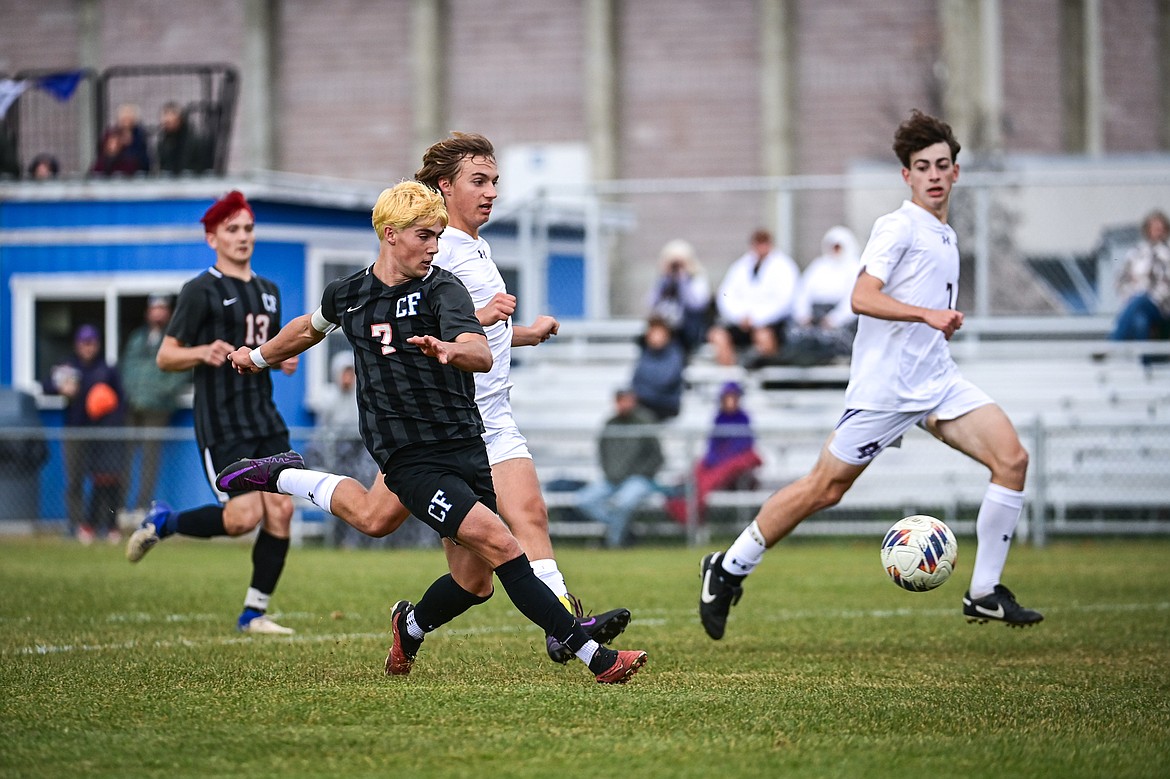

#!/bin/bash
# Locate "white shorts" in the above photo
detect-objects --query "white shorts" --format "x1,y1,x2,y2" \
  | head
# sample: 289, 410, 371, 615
478, 390, 531, 466
828, 377, 994, 466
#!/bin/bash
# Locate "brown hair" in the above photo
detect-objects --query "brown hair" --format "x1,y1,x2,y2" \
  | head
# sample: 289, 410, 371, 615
415, 132, 496, 191
892, 110, 961, 168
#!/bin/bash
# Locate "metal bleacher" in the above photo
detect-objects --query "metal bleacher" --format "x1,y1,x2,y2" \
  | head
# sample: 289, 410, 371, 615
511, 317, 1170, 546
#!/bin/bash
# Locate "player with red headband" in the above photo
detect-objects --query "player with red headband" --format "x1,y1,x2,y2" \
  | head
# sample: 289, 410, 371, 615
126, 190, 302, 635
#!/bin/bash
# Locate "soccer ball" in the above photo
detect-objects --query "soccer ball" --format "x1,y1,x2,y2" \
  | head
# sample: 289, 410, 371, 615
880, 514, 958, 592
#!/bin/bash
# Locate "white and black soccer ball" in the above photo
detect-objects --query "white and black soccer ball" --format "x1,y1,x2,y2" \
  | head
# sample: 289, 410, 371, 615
880, 514, 958, 592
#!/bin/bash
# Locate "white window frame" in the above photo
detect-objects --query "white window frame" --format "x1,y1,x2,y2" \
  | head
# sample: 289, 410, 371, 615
9, 271, 193, 404
303, 246, 372, 411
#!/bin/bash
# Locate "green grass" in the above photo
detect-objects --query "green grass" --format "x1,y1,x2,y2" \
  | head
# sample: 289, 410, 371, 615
2, 536, 1169, 778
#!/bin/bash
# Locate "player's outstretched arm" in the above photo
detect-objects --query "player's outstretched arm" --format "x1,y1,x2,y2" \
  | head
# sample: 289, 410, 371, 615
157, 335, 237, 372
512, 315, 559, 346
228, 312, 327, 374
407, 332, 492, 372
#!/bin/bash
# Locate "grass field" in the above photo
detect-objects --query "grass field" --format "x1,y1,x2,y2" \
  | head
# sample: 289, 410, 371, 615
2, 534, 1169, 778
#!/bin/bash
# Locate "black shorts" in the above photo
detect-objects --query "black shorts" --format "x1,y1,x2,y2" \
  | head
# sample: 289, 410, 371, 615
202, 432, 293, 501
724, 320, 787, 348
383, 437, 498, 539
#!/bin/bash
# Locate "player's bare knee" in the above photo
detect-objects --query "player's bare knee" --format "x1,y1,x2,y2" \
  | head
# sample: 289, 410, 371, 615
995, 445, 1029, 488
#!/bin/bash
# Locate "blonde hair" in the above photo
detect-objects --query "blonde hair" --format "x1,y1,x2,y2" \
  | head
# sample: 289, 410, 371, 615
372, 181, 448, 237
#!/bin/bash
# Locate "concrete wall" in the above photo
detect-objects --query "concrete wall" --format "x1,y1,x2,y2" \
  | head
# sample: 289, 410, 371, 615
2, 0, 1166, 315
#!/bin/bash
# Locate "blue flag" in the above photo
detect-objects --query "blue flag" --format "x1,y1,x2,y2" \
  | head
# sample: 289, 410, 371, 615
35, 71, 85, 102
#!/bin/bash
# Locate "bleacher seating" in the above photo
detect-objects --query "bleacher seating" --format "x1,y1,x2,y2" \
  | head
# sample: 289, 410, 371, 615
510, 317, 1170, 543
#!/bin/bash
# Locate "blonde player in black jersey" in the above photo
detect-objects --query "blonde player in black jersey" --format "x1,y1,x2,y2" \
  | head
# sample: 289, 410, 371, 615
125, 191, 299, 635
219, 181, 647, 684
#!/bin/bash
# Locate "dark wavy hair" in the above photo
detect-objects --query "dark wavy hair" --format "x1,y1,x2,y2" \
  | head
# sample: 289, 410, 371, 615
892, 110, 960, 168
415, 132, 495, 192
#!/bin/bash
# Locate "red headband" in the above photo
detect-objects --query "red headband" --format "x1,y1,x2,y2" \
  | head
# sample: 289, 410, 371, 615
200, 190, 254, 232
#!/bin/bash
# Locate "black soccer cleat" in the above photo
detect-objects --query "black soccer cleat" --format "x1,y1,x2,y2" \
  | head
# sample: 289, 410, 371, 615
699, 551, 743, 640
215, 450, 305, 493
963, 584, 1044, 627
546, 592, 633, 664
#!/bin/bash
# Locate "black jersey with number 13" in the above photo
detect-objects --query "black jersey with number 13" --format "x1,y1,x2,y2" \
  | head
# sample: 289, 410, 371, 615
167, 266, 288, 449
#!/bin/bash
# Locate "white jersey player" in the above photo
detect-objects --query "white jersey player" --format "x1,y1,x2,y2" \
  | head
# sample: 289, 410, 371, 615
699, 110, 1042, 639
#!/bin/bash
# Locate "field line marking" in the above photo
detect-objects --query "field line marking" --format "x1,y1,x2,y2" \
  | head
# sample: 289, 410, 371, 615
7, 601, 1168, 657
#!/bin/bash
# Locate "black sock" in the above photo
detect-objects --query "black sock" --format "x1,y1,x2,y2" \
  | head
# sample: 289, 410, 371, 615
719, 561, 746, 586
587, 646, 619, 675
175, 505, 227, 538
413, 574, 492, 633
495, 554, 586, 652
250, 529, 289, 595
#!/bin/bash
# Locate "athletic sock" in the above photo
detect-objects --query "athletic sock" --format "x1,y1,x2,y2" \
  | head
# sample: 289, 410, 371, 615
586, 645, 619, 675
968, 483, 1026, 599
495, 554, 583, 651
174, 504, 227, 538
722, 520, 768, 581
277, 469, 348, 513
243, 588, 269, 614
411, 573, 492, 634
404, 608, 426, 642
250, 529, 289, 596
529, 557, 569, 600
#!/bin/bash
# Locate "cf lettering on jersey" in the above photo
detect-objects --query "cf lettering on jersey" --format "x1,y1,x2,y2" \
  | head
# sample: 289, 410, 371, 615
396, 292, 421, 318
428, 489, 454, 523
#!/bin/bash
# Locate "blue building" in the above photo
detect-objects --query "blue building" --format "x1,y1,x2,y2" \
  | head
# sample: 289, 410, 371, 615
0, 177, 592, 521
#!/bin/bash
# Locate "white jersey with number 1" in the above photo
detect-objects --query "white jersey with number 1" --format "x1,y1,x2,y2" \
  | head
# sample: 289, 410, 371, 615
845, 200, 962, 412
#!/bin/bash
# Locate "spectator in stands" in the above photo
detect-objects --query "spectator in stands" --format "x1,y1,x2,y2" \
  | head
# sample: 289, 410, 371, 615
666, 381, 762, 525
115, 103, 151, 171
709, 228, 800, 368
630, 315, 686, 421
44, 324, 127, 544
27, 152, 60, 180
120, 294, 189, 518
1111, 209, 1170, 342
156, 101, 210, 175
782, 225, 861, 365
575, 388, 665, 547
646, 238, 713, 355
90, 127, 142, 176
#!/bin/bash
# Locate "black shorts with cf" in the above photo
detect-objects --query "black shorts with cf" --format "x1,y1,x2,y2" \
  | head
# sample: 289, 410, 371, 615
381, 437, 499, 539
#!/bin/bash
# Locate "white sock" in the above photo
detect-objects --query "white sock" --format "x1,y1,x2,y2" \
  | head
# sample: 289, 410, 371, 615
968, 483, 1025, 599
405, 609, 426, 641
529, 558, 569, 600
244, 587, 269, 613
574, 639, 600, 665
277, 469, 347, 513
723, 520, 768, 577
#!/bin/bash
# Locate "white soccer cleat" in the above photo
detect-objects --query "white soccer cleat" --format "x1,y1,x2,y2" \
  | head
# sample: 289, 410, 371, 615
239, 614, 295, 635
125, 523, 160, 563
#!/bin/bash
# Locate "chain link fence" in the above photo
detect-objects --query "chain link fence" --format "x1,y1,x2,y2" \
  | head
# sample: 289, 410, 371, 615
3, 419, 1165, 547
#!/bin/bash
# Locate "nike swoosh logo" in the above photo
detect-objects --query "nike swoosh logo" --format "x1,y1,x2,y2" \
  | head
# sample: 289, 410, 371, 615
579, 617, 597, 628
347, 304, 364, 312
700, 568, 718, 604
975, 603, 1005, 619
223, 298, 238, 306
